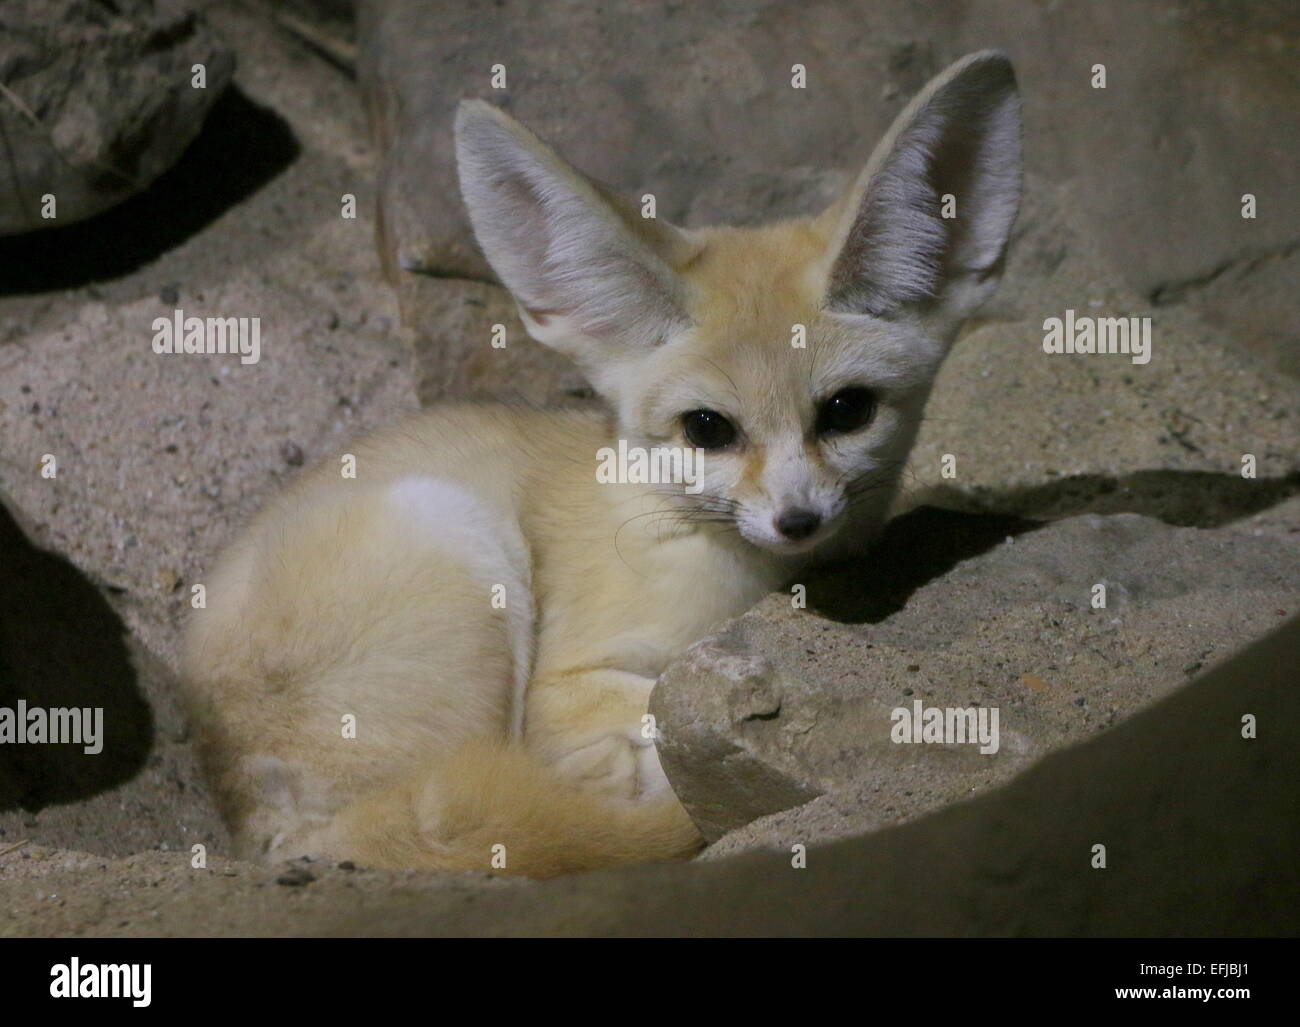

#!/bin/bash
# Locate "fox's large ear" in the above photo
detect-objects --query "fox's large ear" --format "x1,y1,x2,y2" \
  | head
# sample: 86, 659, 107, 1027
820, 51, 1021, 334
455, 100, 699, 365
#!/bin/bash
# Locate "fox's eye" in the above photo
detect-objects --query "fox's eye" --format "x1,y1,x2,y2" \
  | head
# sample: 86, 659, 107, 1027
816, 387, 876, 435
682, 409, 737, 450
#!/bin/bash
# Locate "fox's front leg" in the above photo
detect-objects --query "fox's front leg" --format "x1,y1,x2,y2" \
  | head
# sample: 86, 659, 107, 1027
525, 669, 672, 801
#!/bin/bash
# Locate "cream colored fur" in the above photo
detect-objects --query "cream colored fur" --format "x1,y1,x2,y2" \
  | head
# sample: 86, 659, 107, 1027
181, 52, 1022, 877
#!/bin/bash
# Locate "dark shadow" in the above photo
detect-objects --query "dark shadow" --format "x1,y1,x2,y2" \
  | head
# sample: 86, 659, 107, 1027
927, 468, 1300, 529
0, 86, 299, 294
807, 507, 1042, 624
807, 469, 1300, 625
0, 501, 153, 810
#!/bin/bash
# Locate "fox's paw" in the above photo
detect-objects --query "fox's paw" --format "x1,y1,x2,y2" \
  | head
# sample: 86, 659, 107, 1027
552, 727, 673, 802
632, 737, 673, 801
553, 733, 640, 799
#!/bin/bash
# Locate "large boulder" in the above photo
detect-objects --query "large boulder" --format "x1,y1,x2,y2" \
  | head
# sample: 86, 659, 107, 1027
651, 503, 1300, 850
0, 0, 235, 234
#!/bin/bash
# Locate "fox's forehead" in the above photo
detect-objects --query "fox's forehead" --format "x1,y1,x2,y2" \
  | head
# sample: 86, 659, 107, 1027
680, 220, 830, 333
635, 219, 936, 430
633, 224, 824, 431
665, 221, 835, 411
657, 221, 901, 406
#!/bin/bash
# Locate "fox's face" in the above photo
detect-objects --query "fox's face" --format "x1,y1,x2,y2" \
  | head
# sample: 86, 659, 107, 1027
624, 222, 948, 553
456, 53, 1022, 556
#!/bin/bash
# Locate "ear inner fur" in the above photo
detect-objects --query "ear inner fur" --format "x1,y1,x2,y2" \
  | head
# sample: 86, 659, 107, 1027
454, 100, 697, 355
824, 51, 1022, 321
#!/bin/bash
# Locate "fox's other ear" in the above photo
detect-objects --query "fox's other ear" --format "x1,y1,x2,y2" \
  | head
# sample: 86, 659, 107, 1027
821, 51, 1021, 333
455, 100, 699, 365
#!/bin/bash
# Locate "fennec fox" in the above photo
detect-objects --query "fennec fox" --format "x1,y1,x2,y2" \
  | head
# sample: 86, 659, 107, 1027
182, 52, 1021, 877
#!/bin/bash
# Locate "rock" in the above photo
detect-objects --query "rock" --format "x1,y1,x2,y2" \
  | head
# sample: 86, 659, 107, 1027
0, 0, 236, 234
280, 441, 305, 467
357, 0, 948, 282
1156, 245, 1300, 379
396, 276, 591, 408
275, 865, 316, 887
891, 170, 1300, 510
651, 507, 1300, 849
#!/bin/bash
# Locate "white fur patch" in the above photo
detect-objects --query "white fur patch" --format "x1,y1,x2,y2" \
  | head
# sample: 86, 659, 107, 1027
386, 476, 535, 740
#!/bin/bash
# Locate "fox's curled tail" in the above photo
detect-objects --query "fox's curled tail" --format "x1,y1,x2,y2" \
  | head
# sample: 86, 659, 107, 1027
264, 740, 704, 879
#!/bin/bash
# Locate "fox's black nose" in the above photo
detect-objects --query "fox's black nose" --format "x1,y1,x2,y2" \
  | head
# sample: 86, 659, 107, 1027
775, 509, 821, 541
